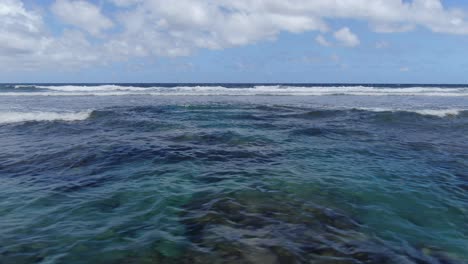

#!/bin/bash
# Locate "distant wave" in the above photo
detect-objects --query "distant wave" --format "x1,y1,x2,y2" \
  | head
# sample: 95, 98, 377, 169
27, 85, 148, 92
5, 85, 468, 96
356, 108, 464, 117
410, 109, 463, 117
0, 111, 92, 124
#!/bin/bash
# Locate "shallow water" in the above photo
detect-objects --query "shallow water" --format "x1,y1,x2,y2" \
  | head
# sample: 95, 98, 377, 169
0, 84, 467, 263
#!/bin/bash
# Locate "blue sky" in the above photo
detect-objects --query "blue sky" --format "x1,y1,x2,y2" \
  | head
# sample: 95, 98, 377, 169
1, 0, 468, 83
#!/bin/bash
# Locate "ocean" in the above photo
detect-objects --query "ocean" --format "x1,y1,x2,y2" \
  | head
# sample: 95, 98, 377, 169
0, 84, 467, 263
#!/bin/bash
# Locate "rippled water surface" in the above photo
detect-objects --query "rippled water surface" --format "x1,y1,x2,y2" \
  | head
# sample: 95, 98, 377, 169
0, 84, 467, 263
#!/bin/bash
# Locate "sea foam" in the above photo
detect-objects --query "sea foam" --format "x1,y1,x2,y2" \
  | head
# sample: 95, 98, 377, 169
7, 85, 468, 97
358, 108, 464, 117
0, 111, 92, 124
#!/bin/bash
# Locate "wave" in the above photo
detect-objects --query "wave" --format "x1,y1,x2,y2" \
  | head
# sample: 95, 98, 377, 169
0, 107, 462, 125
356, 108, 464, 117
0, 111, 92, 124
411, 109, 463, 117
33, 85, 148, 92
6, 85, 468, 96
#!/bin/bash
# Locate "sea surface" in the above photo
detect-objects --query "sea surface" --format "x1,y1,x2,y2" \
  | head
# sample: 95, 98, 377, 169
0, 84, 467, 264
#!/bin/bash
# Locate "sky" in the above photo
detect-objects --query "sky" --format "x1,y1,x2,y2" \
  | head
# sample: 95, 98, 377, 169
1, 0, 468, 83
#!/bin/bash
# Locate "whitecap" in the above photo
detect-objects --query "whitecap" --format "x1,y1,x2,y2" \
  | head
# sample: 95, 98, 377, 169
356, 107, 463, 117
4, 85, 468, 97
412, 109, 462, 117
34, 85, 149, 92
0, 111, 92, 124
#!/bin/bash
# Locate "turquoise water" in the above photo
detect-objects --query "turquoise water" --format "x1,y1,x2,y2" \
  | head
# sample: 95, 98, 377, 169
0, 84, 467, 263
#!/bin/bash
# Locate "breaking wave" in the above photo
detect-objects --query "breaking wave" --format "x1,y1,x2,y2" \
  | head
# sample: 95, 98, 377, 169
0, 111, 92, 124
25, 85, 148, 92
5, 85, 468, 96
357, 108, 464, 117
0, 107, 463, 125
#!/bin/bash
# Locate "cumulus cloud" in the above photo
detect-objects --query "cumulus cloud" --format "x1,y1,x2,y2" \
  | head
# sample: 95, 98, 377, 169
0, 0, 46, 55
51, 0, 113, 36
2, 0, 468, 70
334, 27, 360, 47
0, 0, 106, 70
107, 0, 328, 58
315, 35, 331, 47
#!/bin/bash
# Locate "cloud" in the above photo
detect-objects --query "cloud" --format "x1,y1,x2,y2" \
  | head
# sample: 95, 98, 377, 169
400, 66, 410, 72
107, 0, 329, 58
103, 0, 468, 58
0, 0, 105, 70
0, 0, 46, 55
51, 0, 113, 36
3, 0, 468, 70
315, 35, 331, 47
334, 27, 360, 47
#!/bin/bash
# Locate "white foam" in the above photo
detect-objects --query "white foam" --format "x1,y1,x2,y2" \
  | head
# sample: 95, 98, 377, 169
34, 85, 148, 92
412, 109, 462, 117
14, 85, 34, 89
357, 107, 463, 117
0, 91, 138, 97
5, 85, 468, 97
0, 111, 92, 124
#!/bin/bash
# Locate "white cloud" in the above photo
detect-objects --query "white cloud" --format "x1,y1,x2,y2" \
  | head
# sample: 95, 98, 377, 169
334, 27, 360, 47
110, 0, 328, 56
315, 35, 331, 47
400, 67, 410, 72
0, 0, 46, 55
3, 0, 468, 70
0, 0, 105, 70
51, 0, 113, 36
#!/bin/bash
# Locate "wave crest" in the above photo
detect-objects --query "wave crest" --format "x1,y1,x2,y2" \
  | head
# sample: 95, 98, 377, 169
357, 108, 464, 117
7, 85, 468, 97
0, 111, 92, 124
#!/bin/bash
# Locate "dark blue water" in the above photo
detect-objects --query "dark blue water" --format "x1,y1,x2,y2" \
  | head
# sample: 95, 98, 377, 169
0, 84, 467, 263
